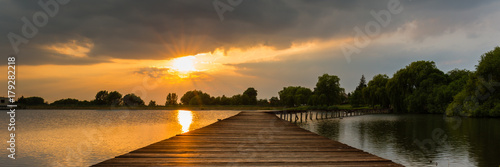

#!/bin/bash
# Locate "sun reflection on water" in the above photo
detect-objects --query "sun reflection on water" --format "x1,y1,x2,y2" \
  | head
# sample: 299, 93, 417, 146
177, 110, 193, 133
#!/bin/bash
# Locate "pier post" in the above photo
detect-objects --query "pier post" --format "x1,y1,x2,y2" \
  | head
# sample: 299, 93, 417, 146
295, 112, 299, 122
300, 112, 303, 122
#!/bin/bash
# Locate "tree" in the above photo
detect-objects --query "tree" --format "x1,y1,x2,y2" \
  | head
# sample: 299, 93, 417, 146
314, 74, 345, 105
166, 93, 178, 105
357, 75, 367, 90
106, 91, 122, 105
278, 86, 312, 107
447, 47, 500, 117
220, 95, 231, 105
257, 99, 269, 106
269, 97, 280, 106
17, 96, 46, 106
243, 87, 258, 105
122, 94, 145, 106
363, 74, 390, 108
350, 75, 368, 107
148, 100, 157, 106
350, 90, 363, 107
308, 94, 318, 106
93, 90, 108, 105
230, 94, 242, 105
425, 69, 471, 114
51, 98, 80, 106
181, 90, 211, 105
387, 61, 447, 113
241, 94, 251, 105
318, 94, 328, 106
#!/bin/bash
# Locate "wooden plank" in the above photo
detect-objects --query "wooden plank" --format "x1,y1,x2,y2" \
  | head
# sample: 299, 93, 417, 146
94, 162, 402, 167
92, 111, 403, 166
97, 157, 391, 163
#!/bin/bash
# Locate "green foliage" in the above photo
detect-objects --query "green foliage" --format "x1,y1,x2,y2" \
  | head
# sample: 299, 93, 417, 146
122, 94, 145, 106
220, 95, 231, 105
206, 87, 261, 106
476, 47, 500, 81
17, 96, 46, 106
386, 61, 447, 113
257, 99, 269, 106
148, 100, 157, 106
181, 90, 211, 105
269, 97, 280, 106
106, 91, 122, 105
350, 75, 367, 107
285, 105, 339, 111
447, 47, 500, 117
349, 90, 363, 107
279, 86, 312, 107
314, 74, 345, 105
490, 103, 500, 117
308, 94, 317, 106
327, 105, 339, 110
241, 94, 251, 105
229, 94, 242, 105
166, 93, 178, 105
427, 69, 472, 114
243, 87, 258, 105
94, 90, 108, 105
51, 98, 79, 106
363, 74, 390, 108
90, 90, 124, 106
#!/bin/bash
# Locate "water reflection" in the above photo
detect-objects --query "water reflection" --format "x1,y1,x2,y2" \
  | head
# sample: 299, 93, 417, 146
177, 110, 193, 133
0, 110, 239, 167
298, 114, 500, 167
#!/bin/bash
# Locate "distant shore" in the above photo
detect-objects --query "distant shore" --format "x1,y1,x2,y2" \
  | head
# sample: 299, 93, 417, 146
15, 104, 376, 111
16, 105, 285, 110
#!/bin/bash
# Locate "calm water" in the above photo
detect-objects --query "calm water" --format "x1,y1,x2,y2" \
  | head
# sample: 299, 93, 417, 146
0, 110, 239, 167
3, 110, 499, 167
296, 113, 500, 167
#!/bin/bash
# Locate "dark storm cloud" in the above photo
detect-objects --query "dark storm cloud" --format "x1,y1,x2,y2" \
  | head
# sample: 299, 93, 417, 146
1, 0, 497, 65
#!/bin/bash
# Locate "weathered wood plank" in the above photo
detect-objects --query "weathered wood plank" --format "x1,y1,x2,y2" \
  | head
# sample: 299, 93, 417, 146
92, 111, 403, 166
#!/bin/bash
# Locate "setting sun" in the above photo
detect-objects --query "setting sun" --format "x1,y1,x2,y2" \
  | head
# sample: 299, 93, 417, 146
171, 56, 197, 73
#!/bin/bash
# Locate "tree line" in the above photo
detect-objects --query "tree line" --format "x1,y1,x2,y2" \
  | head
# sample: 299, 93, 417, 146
347, 47, 500, 117
16, 88, 266, 107
15, 47, 500, 117
16, 73, 346, 108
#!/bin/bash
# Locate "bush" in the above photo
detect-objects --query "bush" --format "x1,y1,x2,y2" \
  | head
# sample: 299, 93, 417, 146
490, 103, 500, 117
327, 105, 339, 111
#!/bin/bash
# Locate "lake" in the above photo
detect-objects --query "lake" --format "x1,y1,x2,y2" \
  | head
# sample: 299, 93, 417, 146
0, 110, 239, 167
2, 110, 499, 167
296, 113, 500, 167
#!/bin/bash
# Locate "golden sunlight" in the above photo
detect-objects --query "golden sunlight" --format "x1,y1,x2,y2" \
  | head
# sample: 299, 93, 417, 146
171, 56, 197, 73
43, 39, 94, 58
177, 110, 193, 133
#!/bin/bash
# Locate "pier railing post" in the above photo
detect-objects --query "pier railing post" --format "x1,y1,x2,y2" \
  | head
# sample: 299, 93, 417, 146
300, 112, 303, 122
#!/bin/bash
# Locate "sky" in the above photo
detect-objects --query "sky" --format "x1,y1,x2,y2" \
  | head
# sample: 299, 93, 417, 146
1, 0, 500, 104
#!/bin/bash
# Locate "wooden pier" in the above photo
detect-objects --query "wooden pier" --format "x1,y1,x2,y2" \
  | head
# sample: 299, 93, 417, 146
277, 109, 390, 123
93, 111, 402, 166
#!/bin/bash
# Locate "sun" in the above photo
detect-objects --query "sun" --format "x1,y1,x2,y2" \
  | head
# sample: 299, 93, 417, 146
171, 56, 197, 73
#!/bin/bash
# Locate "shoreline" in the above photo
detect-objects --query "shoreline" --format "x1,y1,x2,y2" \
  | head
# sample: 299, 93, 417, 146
13, 105, 285, 110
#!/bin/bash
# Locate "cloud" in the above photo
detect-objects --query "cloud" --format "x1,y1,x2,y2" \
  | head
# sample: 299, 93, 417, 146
134, 67, 171, 78
134, 66, 214, 83
1, 0, 499, 65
